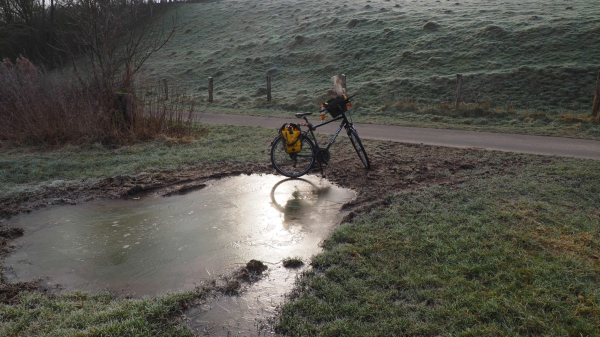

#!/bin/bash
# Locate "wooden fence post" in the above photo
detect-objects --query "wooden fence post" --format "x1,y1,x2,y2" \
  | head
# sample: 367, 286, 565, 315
162, 78, 168, 101
208, 77, 213, 103
455, 74, 463, 109
341, 74, 347, 94
592, 71, 600, 117
266, 75, 272, 102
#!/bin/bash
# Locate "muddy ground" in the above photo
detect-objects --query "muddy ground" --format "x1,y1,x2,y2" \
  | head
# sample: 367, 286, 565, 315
0, 140, 545, 303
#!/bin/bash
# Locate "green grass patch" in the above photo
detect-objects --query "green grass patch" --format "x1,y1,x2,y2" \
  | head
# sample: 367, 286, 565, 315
0, 123, 276, 199
276, 159, 600, 336
0, 291, 200, 337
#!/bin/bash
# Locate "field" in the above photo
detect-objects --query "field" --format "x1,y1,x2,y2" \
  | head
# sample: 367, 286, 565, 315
141, 0, 600, 137
1, 0, 600, 335
1, 124, 600, 335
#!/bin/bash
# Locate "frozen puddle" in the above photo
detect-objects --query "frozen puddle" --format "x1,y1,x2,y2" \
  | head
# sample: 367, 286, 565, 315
5, 175, 355, 294
4, 174, 354, 333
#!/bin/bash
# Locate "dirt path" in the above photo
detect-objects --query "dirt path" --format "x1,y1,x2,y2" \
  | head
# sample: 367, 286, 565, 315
194, 112, 600, 160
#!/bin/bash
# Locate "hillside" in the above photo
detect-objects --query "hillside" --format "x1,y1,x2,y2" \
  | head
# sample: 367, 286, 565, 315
143, 0, 600, 116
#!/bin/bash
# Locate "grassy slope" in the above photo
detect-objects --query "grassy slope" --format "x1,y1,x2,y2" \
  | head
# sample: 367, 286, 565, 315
142, 0, 600, 137
276, 159, 600, 336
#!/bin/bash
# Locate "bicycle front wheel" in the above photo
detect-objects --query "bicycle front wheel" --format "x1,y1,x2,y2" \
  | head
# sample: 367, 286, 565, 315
271, 135, 316, 178
347, 128, 370, 169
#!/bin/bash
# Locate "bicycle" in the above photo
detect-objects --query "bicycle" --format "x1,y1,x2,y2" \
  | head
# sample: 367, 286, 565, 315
270, 94, 370, 178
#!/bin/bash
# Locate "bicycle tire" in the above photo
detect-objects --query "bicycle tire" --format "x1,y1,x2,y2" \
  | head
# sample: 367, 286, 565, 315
271, 135, 316, 178
347, 128, 370, 169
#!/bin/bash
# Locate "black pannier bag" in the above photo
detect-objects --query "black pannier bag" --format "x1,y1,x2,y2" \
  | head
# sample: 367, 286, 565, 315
322, 94, 349, 118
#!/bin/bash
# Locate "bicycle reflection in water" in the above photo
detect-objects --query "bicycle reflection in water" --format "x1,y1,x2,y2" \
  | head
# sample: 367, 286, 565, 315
269, 178, 332, 225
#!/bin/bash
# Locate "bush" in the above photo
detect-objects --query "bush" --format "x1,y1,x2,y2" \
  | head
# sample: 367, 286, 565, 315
0, 57, 110, 145
0, 57, 198, 146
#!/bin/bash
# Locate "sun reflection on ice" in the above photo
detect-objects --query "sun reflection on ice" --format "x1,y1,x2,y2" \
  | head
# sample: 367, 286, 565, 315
4, 174, 355, 296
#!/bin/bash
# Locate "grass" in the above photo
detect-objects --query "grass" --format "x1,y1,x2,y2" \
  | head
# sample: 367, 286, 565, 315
0, 290, 201, 337
276, 158, 600, 336
0, 123, 275, 199
194, 101, 600, 140
354, 105, 600, 140
137, 0, 600, 138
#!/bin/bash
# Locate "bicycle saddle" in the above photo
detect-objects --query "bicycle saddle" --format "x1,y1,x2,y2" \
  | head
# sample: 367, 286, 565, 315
295, 112, 312, 118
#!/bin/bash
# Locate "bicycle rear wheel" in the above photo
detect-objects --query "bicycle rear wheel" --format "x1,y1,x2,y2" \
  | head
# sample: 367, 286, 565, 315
347, 128, 370, 169
271, 135, 316, 177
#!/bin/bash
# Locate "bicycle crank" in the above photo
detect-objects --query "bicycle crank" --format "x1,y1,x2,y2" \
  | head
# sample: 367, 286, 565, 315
315, 148, 331, 166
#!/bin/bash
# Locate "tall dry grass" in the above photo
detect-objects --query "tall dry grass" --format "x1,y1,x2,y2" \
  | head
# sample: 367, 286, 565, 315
135, 78, 199, 142
0, 57, 197, 146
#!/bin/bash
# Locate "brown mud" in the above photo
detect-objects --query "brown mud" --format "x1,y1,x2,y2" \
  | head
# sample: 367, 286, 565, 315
0, 140, 547, 303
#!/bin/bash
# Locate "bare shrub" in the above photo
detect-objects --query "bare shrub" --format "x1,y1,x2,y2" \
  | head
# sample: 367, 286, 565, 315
0, 56, 111, 145
0, 56, 198, 146
136, 77, 201, 141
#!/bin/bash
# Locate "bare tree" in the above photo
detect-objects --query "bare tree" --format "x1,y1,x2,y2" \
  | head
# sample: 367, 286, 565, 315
60, 0, 177, 95
0, 0, 47, 60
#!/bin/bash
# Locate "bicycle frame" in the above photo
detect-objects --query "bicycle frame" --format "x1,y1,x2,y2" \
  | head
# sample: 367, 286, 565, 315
300, 113, 354, 151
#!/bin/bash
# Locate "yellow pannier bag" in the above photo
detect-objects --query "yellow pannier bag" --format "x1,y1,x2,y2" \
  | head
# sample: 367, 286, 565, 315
281, 124, 302, 154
